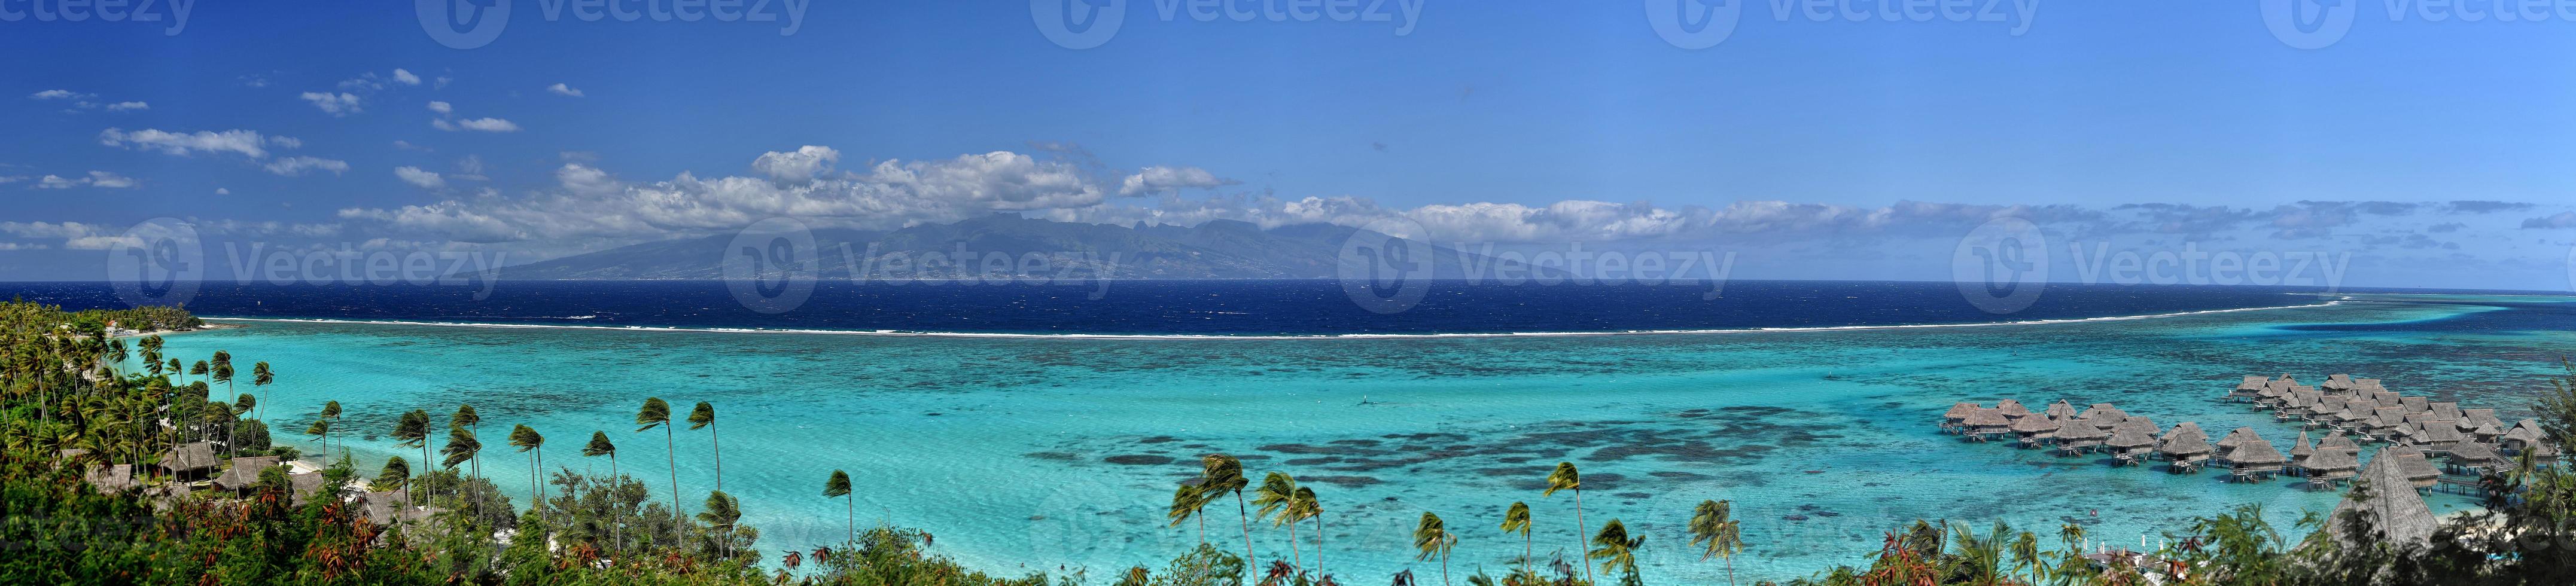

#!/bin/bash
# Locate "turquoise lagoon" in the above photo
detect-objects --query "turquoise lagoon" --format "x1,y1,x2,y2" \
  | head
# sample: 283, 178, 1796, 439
156, 294, 2576, 582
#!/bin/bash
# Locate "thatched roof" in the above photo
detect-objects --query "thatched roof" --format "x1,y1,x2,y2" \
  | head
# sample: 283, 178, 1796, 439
1944, 402, 1981, 420
1963, 408, 2011, 428
2057, 417, 2109, 441
2011, 416, 2062, 434
1995, 399, 2034, 419
2332, 448, 2440, 548
2289, 432, 2315, 458
2164, 421, 2203, 439
2217, 428, 2261, 453
2391, 451, 2441, 481
2302, 443, 2361, 474
2106, 426, 2156, 450
212, 457, 282, 492
2429, 402, 2462, 420
2413, 423, 2464, 444
2045, 400, 2078, 419
2449, 442, 2504, 466
2230, 438, 2289, 466
2464, 409, 2505, 429
360, 491, 434, 526
2160, 433, 2215, 457
157, 442, 218, 474
2237, 376, 2269, 390
85, 464, 138, 493
2320, 430, 2358, 454
2400, 396, 2429, 412
2079, 404, 2125, 420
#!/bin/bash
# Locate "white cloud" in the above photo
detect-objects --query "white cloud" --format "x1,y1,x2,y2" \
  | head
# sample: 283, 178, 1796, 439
263, 156, 351, 176
268, 136, 303, 149
0, 242, 48, 251
547, 83, 584, 97
104, 101, 149, 111
392, 69, 422, 86
394, 166, 446, 189
1119, 166, 1237, 196
751, 145, 839, 184
34, 175, 79, 189
0, 221, 134, 249
0, 175, 22, 184
29, 172, 141, 190
427, 101, 453, 115
299, 91, 363, 116
433, 117, 520, 132
29, 90, 91, 100
215, 188, 232, 195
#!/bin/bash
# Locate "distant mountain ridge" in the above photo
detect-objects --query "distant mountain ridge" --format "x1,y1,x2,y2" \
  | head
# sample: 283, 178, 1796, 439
496, 215, 1555, 280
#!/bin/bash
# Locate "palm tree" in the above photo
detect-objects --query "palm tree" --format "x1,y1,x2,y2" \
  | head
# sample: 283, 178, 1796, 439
1199, 454, 1253, 571
508, 425, 544, 515
377, 456, 412, 496
188, 360, 206, 387
1587, 520, 1642, 585
251, 362, 273, 420
304, 418, 330, 460
228, 393, 254, 456
636, 396, 680, 535
1414, 512, 1456, 586
452, 405, 483, 504
391, 410, 432, 507
687, 401, 721, 492
318, 400, 341, 455
1545, 462, 1591, 584
441, 421, 483, 521
1689, 500, 1744, 586
1252, 472, 1304, 568
2009, 529, 2046, 585
583, 431, 619, 549
210, 350, 235, 416
699, 490, 742, 558
1167, 481, 1209, 544
1501, 502, 1533, 573
824, 469, 854, 544
1292, 486, 1323, 576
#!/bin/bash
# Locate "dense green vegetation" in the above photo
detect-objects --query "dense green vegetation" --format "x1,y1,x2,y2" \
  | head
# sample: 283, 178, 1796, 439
5, 298, 2574, 585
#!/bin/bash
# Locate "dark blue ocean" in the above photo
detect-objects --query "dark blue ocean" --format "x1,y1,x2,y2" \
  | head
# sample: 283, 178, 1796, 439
0, 279, 2467, 335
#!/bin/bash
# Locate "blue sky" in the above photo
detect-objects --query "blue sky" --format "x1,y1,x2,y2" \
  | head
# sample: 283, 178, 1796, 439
2, 1, 2574, 289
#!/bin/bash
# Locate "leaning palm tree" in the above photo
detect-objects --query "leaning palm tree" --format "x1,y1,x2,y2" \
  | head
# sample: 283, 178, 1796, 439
1414, 512, 1457, 586
688, 401, 721, 492
441, 422, 483, 521
1200, 454, 1254, 571
508, 425, 544, 514
698, 490, 743, 558
635, 397, 680, 534
251, 362, 273, 420
1501, 502, 1534, 573
824, 469, 854, 544
1167, 481, 1209, 544
1689, 500, 1744, 586
1292, 486, 1323, 576
377, 456, 412, 499
304, 418, 330, 460
317, 400, 340, 456
1252, 472, 1304, 568
390, 410, 432, 508
1587, 520, 1642, 585
583, 431, 619, 549
1545, 462, 1591, 584
2009, 529, 2045, 585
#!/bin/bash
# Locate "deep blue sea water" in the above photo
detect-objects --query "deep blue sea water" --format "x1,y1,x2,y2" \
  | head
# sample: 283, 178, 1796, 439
10, 281, 2575, 582
0, 280, 2374, 335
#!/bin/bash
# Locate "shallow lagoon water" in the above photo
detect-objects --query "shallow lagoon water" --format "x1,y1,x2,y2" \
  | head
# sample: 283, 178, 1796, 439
149, 294, 2576, 582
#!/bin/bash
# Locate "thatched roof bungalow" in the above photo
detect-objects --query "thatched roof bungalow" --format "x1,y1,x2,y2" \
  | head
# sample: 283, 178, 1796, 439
2160, 433, 2216, 472
2230, 438, 2289, 481
2301, 443, 2362, 488
2329, 448, 2440, 548
2045, 400, 2079, 419
84, 464, 138, 494
211, 457, 282, 493
2056, 417, 2110, 454
1996, 399, 2035, 420
2107, 426, 2157, 465
2446, 442, 2505, 475
2390, 451, 2441, 489
156, 442, 218, 480
1962, 408, 2013, 439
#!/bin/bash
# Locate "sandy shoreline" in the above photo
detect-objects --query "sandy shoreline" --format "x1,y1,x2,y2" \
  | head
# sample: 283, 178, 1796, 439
112, 323, 246, 338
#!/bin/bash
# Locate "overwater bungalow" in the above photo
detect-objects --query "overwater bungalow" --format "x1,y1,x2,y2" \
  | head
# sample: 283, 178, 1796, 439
2320, 430, 2360, 457
1942, 402, 1982, 432
2160, 433, 2216, 472
2411, 422, 2465, 453
2463, 408, 2507, 432
1962, 408, 2013, 441
2080, 403, 2127, 423
2278, 392, 2317, 422
155, 442, 218, 480
2428, 402, 2464, 422
2011, 414, 2063, 447
2354, 378, 2388, 394
2214, 427, 2260, 464
2330, 449, 2440, 549
2301, 443, 2361, 489
2391, 451, 2442, 489
2045, 399, 2079, 420
2446, 442, 2505, 476
2107, 426, 2157, 465
2231, 376, 2269, 401
2501, 419, 2548, 453
2400, 396, 2429, 413
1996, 399, 2035, 420
2120, 416, 2158, 434
2056, 417, 2110, 454
211, 456, 283, 493
2162, 421, 2204, 444
2321, 374, 2353, 393
2468, 422, 2505, 444
2230, 438, 2289, 481
2368, 407, 2409, 438
2287, 432, 2315, 475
